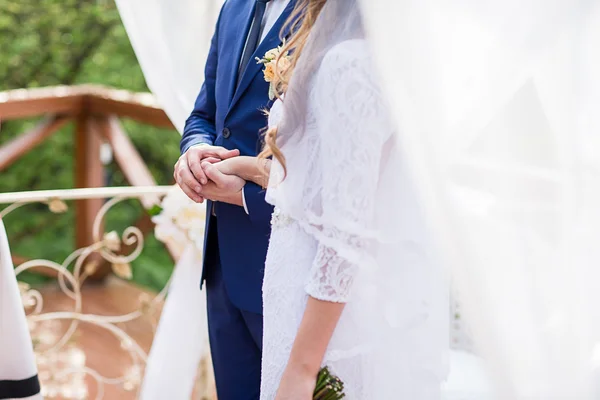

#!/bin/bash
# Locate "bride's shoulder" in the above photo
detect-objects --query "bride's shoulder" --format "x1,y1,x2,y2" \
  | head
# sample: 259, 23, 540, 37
320, 39, 371, 70
316, 39, 373, 83
329, 38, 370, 55
267, 98, 284, 128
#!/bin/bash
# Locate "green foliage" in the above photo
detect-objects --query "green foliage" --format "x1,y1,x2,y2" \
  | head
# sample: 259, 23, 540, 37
0, 0, 122, 89
0, 0, 183, 291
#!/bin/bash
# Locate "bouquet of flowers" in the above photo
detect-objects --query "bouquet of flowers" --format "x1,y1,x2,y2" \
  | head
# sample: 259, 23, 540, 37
148, 185, 206, 257
256, 40, 291, 100
313, 367, 345, 399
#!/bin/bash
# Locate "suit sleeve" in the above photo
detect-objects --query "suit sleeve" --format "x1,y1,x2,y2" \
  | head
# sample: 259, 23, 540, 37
180, 9, 223, 155
243, 182, 274, 225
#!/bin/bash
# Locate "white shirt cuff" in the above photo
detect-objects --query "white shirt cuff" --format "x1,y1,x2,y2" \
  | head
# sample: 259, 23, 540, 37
242, 187, 249, 214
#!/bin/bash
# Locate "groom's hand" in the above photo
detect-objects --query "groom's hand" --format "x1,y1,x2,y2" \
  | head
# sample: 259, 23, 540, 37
174, 145, 239, 203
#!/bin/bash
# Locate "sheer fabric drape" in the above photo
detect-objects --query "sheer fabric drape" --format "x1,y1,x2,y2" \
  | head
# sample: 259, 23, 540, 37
358, 0, 600, 397
114, 2, 222, 398
115, 0, 223, 133
0, 219, 41, 399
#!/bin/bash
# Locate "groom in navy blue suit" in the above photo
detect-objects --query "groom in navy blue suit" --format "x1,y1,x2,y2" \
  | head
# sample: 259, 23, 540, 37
174, 0, 294, 398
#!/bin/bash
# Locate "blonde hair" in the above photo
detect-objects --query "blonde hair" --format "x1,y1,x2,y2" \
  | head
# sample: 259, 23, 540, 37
258, 0, 327, 177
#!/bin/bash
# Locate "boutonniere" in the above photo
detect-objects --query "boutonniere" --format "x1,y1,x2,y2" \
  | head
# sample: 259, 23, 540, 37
256, 40, 291, 100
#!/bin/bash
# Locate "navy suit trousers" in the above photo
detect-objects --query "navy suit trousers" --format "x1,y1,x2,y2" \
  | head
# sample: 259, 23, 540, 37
205, 222, 263, 400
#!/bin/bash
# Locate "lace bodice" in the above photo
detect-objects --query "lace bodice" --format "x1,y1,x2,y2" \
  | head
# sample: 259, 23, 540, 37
261, 39, 448, 399
266, 39, 393, 303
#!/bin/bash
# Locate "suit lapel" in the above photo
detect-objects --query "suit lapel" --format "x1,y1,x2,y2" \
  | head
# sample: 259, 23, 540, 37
224, 1, 256, 106
228, 1, 295, 112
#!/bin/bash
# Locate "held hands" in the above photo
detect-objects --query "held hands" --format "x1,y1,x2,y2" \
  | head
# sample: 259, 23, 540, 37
173, 145, 244, 204
200, 159, 246, 204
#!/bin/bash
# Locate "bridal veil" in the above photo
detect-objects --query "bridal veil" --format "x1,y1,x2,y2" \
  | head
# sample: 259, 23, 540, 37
359, 0, 600, 398
272, 0, 449, 397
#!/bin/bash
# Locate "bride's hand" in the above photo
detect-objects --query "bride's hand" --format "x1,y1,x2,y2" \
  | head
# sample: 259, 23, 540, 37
202, 155, 269, 188
275, 364, 316, 400
200, 161, 245, 195
201, 157, 237, 175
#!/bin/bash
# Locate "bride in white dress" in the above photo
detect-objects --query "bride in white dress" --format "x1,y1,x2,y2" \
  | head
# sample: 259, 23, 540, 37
201, 0, 448, 398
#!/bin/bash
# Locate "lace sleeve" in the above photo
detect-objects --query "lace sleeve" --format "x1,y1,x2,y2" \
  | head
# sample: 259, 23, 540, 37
304, 40, 394, 303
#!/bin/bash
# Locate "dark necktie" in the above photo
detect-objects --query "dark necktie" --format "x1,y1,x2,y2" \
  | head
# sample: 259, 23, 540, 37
238, 0, 272, 84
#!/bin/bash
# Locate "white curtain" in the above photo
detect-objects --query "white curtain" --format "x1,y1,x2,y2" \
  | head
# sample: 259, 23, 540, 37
115, 2, 222, 398
138, 246, 208, 400
0, 219, 42, 400
115, 0, 223, 133
359, 0, 600, 398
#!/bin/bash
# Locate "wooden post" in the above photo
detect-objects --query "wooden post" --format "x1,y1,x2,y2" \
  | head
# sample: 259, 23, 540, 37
74, 112, 108, 280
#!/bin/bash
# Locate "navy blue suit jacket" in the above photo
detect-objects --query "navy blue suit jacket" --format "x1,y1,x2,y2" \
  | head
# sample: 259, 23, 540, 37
181, 0, 295, 315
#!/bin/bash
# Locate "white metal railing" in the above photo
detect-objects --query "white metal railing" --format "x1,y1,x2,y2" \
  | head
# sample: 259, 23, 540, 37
0, 186, 213, 400
0, 186, 173, 207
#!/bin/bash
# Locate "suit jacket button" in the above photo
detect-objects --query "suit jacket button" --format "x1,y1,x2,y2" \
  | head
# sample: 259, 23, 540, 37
222, 128, 231, 139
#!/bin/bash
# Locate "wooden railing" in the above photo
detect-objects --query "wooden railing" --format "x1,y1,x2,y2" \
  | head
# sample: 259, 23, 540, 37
0, 85, 177, 279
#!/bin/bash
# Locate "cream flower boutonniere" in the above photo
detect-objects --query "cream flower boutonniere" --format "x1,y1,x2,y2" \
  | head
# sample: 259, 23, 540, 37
256, 41, 291, 100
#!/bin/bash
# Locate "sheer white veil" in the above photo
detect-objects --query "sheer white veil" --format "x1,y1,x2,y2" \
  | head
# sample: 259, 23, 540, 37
278, 0, 600, 397
357, 0, 600, 398
270, 1, 449, 397
276, 0, 363, 146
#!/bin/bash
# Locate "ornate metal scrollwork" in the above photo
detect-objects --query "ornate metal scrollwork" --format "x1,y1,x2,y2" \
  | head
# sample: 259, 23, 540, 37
1, 188, 188, 399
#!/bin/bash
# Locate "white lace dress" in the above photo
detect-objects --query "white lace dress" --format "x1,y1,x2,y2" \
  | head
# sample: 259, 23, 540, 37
261, 40, 448, 399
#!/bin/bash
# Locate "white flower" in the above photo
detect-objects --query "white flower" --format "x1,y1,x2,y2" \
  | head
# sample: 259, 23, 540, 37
264, 48, 280, 61
174, 203, 206, 231
153, 185, 207, 252
154, 219, 181, 242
